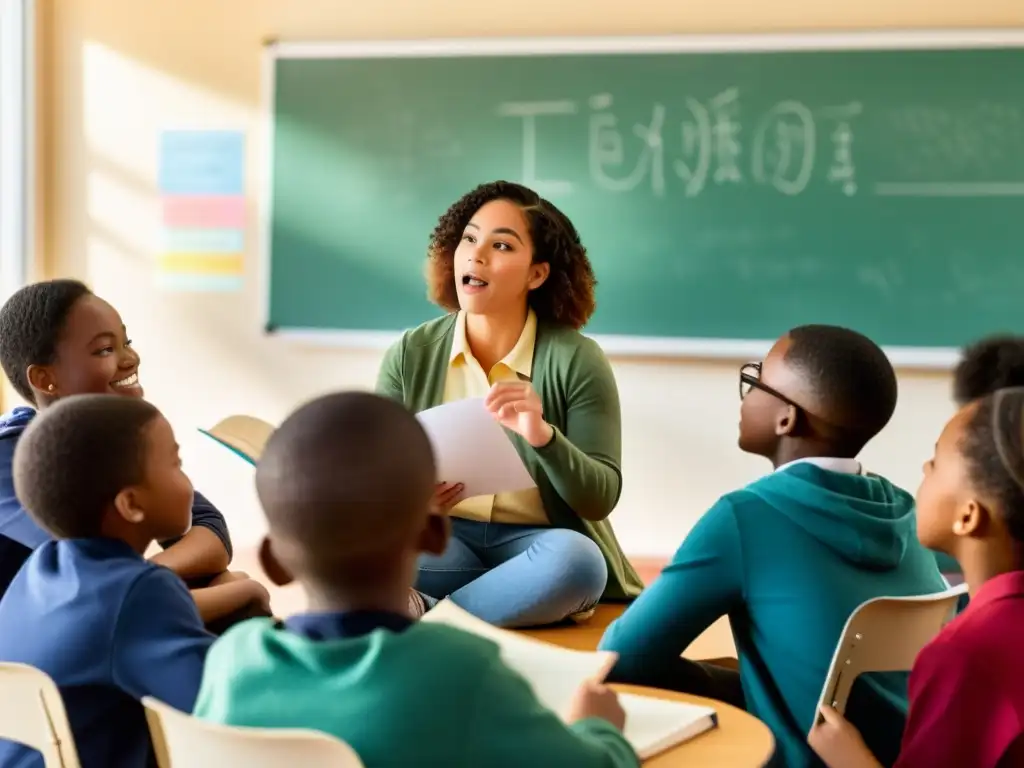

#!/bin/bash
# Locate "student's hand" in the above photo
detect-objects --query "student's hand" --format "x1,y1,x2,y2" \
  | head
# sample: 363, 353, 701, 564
432, 482, 465, 512
808, 706, 883, 768
244, 578, 273, 616
567, 679, 626, 731
484, 381, 554, 448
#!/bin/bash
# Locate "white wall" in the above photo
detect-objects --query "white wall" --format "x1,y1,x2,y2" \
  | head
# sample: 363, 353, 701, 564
38, 0, 1016, 553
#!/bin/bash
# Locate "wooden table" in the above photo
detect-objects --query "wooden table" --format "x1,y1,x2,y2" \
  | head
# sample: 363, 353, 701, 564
518, 604, 737, 661
613, 684, 774, 766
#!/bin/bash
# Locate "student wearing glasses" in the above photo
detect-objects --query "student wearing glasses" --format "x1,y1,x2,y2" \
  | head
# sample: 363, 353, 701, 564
600, 325, 948, 768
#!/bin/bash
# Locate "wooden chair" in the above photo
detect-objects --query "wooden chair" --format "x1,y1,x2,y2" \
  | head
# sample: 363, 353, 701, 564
0, 662, 80, 767
812, 584, 968, 731
142, 697, 364, 767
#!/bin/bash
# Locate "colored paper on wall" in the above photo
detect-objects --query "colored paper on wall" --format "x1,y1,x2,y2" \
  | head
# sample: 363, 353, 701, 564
159, 131, 245, 196
157, 130, 246, 292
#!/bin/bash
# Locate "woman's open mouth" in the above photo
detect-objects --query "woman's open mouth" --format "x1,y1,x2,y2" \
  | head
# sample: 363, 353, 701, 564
461, 274, 489, 292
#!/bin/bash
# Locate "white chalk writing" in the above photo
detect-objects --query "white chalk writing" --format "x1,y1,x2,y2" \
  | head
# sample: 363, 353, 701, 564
497, 100, 577, 196
752, 101, 816, 195
588, 94, 667, 196
821, 103, 863, 196
499, 89, 865, 198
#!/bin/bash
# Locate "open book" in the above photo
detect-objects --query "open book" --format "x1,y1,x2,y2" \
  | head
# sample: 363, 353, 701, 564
198, 415, 276, 464
422, 600, 717, 760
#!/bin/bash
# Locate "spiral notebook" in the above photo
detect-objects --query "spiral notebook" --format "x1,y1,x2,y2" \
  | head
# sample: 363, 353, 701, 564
422, 600, 718, 760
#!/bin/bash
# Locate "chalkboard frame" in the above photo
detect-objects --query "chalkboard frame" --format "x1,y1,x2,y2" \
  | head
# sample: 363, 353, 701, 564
259, 29, 1024, 370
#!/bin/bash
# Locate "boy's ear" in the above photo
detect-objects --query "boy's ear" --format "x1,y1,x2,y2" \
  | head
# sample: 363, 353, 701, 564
25, 364, 56, 399
259, 536, 294, 587
113, 487, 146, 524
774, 404, 799, 437
418, 512, 450, 557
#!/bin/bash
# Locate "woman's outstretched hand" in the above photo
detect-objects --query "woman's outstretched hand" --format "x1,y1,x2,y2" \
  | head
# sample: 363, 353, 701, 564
485, 381, 554, 448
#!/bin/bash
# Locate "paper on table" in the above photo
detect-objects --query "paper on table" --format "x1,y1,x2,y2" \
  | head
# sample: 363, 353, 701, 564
416, 398, 536, 498
422, 599, 616, 718
422, 601, 718, 758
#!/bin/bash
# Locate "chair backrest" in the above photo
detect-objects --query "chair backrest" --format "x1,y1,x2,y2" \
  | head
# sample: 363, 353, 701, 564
0, 663, 80, 768
142, 697, 365, 768
811, 584, 967, 732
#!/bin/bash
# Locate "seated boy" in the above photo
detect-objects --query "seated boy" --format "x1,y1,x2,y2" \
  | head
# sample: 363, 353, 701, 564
0, 395, 215, 767
599, 325, 948, 768
0, 279, 267, 628
194, 391, 639, 767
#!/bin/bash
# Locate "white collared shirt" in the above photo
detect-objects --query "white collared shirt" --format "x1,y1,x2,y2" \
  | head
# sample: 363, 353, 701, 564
775, 456, 863, 475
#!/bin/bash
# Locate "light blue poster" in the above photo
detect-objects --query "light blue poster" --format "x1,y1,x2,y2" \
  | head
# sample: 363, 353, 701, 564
158, 130, 245, 196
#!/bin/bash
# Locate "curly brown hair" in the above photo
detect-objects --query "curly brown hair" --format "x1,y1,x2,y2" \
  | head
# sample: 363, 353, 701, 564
425, 181, 597, 330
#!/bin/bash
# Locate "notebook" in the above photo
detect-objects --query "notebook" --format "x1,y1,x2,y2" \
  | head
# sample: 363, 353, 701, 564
422, 600, 717, 760
198, 415, 276, 464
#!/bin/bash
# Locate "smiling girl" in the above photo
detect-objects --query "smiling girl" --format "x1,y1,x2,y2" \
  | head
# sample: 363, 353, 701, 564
377, 180, 642, 628
0, 279, 268, 627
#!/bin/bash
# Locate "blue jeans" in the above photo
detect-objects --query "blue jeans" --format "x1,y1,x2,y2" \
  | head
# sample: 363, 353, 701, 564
416, 518, 608, 628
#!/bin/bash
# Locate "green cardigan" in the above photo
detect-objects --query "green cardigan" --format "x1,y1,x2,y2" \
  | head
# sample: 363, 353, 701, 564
376, 314, 643, 600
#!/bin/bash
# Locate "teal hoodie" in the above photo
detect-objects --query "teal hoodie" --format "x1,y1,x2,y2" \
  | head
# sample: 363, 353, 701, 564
600, 463, 948, 767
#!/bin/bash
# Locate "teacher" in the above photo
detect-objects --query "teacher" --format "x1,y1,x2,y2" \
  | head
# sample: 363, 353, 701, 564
377, 180, 642, 628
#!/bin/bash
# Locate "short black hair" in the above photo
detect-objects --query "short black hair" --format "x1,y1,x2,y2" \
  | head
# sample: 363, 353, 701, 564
962, 387, 1024, 542
0, 279, 93, 403
13, 394, 160, 539
256, 391, 436, 585
786, 324, 898, 452
953, 335, 1024, 406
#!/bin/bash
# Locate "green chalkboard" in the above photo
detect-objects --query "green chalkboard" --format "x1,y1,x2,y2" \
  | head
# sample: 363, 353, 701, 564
263, 34, 1024, 364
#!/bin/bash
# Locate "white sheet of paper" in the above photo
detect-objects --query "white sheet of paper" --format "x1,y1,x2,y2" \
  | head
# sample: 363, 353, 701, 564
416, 398, 536, 498
422, 601, 717, 757
422, 600, 616, 718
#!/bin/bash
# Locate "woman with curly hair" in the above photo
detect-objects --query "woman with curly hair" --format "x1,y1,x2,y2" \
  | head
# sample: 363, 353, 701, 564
377, 180, 642, 627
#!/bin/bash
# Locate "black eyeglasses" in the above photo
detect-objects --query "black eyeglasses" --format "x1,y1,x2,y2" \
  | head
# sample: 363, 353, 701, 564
739, 362, 802, 409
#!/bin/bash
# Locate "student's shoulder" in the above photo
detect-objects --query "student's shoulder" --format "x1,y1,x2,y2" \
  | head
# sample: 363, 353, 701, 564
204, 617, 279, 662
405, 624, 534, 699
909, 614, 1005, 699
407, 621, 502, 661
115, 561, 196, 616
702, 487, 766, 522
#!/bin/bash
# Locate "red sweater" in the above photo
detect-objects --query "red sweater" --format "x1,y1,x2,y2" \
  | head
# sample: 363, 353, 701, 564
898, 570, 1024, 767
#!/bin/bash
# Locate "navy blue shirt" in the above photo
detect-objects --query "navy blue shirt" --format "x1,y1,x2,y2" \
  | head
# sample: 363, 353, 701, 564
0, 408, 232, 593
284, 610, 413, 640
0, 538, 215, 767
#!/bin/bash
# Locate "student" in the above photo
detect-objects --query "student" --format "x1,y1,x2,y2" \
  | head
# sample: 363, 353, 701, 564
377, 180, 642, 627
599, 325, 948, 768
809, 386, 1024, 767
0, 279, 267, 626
953, 334, 1024, 406
932, 334, 1024, 581
0, 395, 215, 768
194, 391, 640, 768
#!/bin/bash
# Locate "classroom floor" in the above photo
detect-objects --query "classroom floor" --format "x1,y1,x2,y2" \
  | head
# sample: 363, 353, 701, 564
234, 549, 737, 659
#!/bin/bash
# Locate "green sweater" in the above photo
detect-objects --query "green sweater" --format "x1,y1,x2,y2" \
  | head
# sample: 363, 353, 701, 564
376, 314, 642, 600
600, 464, 948, 768
193, 618, 639, 768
